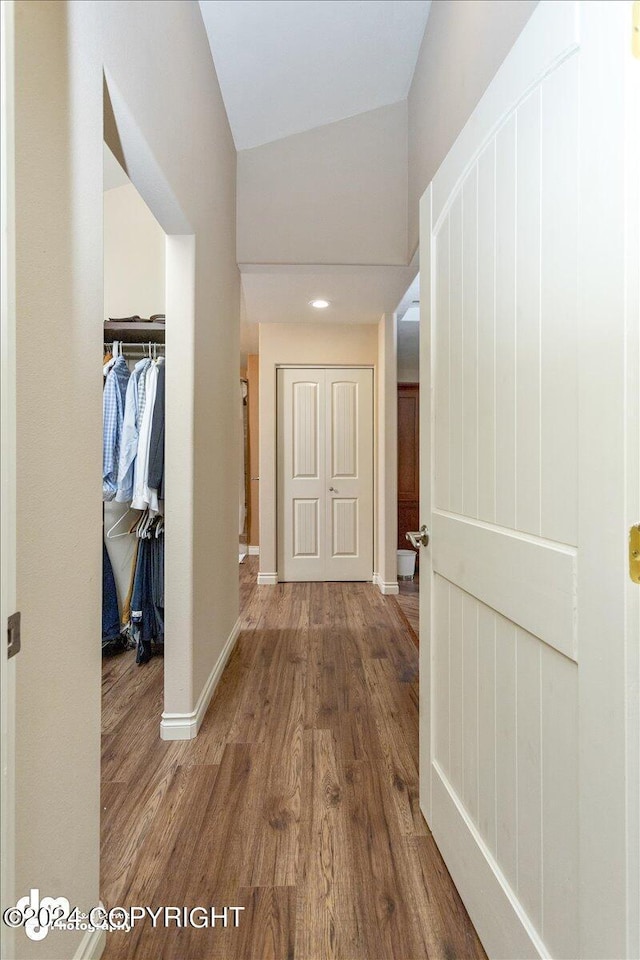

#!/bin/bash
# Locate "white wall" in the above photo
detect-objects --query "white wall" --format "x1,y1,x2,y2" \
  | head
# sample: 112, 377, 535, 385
407, 0, 537, 254
103, 181, 165, 320
258, 322, 379, 578
238, 101, 408, 266
13, 2, 238, 958
397, 316, 420, 383
397, 359, 420, 382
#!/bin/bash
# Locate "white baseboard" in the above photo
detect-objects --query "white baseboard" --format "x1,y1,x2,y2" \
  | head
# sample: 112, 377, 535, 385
248, 545, 260, 555
73, 920, 106, 959
257, 572, 278, 585
159, 617, 241, 741
429, 763, 546, 960
373, 572, 399, 595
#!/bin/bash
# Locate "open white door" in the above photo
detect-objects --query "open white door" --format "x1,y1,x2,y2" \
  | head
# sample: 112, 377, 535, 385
277, 367, 374, 582
0, 3, 17, 957
418, 3, 640, 958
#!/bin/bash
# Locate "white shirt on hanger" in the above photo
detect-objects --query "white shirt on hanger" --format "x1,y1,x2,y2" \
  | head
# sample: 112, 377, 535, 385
131, 361, 159, 512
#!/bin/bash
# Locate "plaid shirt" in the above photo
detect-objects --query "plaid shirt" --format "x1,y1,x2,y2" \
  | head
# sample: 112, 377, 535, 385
116, 358, 151, 503
103, 356, 130, 500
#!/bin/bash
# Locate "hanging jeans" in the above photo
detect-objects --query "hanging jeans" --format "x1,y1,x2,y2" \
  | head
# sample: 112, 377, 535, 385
131, 534, 164, 664
102, 542, 123, 646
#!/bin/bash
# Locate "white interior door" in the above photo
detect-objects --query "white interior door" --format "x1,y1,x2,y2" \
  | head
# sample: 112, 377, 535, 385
418, 3, 639, 959
277, 367, 373, 582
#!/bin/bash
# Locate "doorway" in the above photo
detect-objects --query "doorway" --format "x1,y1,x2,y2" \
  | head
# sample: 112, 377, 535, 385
396, 382, 419, 639
396, 276, 420, 641
276, 366, 374, 582
100, 142, 168, 900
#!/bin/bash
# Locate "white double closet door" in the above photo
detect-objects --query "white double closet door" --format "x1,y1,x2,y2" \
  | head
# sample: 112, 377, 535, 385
277, 367, 373, 582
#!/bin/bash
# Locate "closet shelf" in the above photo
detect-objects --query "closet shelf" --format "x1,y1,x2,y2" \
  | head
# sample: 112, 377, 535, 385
104, 322, 165, 343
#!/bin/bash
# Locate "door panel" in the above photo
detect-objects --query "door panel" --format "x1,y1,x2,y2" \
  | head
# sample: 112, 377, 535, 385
330, 380, 358, 477
279, 370, 325, 581
324, 368, 373, 580
293, 499, 319, 558
331, 498, 358, 557
419, 3, 637, 958
278, 368, 373, 581
293, 381, 320, 478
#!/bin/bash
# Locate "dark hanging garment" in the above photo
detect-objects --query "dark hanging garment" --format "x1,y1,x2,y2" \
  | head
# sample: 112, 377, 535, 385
131, 530, 164, 664
102, 542, 127, 652
148, 359, 165, 499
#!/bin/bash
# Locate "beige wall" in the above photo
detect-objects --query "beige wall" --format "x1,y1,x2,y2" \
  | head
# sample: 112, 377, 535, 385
238, 101, 408, 266
103, 181, 165, 320
407, 0, 537, 254
13, 2, 238, 958
259, 323, 379, 577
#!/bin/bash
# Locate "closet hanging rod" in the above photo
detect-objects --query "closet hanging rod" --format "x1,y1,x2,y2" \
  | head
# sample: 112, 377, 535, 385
104, 342, 166, 350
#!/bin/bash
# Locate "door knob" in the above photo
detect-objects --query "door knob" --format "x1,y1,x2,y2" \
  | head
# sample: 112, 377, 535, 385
329, 486, 337, 492
406, 525, 429, 549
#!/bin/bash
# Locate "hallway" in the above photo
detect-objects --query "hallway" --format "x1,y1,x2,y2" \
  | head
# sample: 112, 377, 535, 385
100, 559, 485, 959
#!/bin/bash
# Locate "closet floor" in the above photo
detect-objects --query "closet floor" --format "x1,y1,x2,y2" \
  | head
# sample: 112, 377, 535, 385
100, 558, 485, 960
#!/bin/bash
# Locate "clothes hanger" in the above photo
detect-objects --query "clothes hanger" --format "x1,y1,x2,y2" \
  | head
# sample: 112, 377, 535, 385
138, 509, 154, 539
103, 342, 117, 376
106, 504, 136, 539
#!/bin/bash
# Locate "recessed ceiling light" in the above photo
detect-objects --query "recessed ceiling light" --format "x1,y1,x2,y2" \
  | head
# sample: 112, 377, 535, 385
310, 299, 330, 309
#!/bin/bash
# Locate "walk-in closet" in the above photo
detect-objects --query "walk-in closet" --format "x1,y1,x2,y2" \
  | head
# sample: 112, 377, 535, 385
101, 143, 167, 709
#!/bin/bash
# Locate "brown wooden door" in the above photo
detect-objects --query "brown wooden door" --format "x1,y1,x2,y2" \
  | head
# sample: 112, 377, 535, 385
397, 383, 419, 553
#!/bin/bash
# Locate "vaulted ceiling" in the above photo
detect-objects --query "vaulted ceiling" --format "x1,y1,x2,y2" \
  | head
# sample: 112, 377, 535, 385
199, 0, 431, 150
199, 1, 431, 358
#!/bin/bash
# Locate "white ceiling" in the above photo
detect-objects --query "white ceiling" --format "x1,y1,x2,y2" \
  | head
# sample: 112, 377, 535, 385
199, 0, 431, 150
240, 262, 416, 327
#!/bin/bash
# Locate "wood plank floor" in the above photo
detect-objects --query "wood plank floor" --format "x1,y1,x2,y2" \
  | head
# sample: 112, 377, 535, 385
101, 559, 485, 959
395, 577, 419, 645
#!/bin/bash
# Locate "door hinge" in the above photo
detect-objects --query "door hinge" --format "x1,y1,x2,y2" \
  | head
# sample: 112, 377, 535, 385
630, 525, 640, 584
7, 611, 21, 658
633, 1, 640, 59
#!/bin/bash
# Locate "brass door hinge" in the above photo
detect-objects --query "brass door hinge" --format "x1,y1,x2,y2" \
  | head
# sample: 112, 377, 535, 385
633, 1, 640, 59
630, 525, 640, 584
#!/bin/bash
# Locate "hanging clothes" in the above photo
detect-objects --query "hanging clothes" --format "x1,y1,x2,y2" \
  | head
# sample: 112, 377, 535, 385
148, 357, 165, 501
102, 344, 165, 663
131, 360, 160, 512
131, 522, 164, 664
102, 542, 127, 653
116, 357, 151, 502
103, 355, 130, 500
